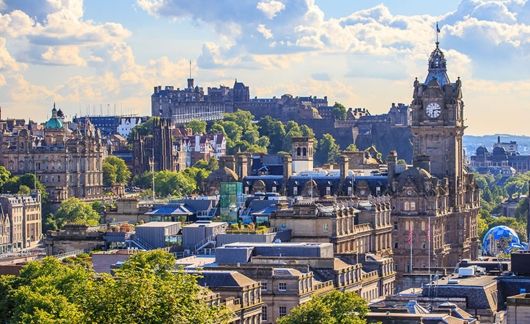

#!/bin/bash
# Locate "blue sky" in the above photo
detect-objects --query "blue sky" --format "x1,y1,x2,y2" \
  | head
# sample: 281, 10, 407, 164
0, 0, 529, 135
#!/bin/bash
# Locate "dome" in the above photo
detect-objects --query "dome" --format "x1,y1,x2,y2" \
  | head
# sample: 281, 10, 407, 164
482, 225, 527, 256
45, 117, 63, 130
45, 103, 64, 130
425, 43, 450, 87
476, 146, 489, 156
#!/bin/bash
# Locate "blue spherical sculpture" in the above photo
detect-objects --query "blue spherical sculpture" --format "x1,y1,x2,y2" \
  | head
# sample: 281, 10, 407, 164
482, 225, 526, 256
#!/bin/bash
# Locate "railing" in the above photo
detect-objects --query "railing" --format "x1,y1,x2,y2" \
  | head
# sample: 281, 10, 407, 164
54, 249, 87, 259
194, 235, 216, 254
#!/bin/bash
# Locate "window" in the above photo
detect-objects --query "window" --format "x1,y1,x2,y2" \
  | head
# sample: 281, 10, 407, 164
293, 187, 298, 196
394, 242, 398, 249
323, 224, 329, 232
394, 221, 398, 230
262, 306, 268, 321
261, 282, 267, 291
278, 282, 287, 291
279, 306, 287, 317
326, 186, 331, 195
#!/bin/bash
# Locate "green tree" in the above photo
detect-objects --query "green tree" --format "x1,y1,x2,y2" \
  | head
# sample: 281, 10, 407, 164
332, 102, 347, 120
128, 117, 156, 142
0, 166, 11, 191
103, 156, 131, 187
54, 198, 100, 228
103, 162, 117, 187
258, 116, 286, 153
186, 120, 207, 134
154, 170, 197, 197
278, 290, 367, 324
207, 157, 219, 171
315, 134, 341, 166
345, 144, 357, 152
0, 251, 231, 324
278, 299, 334, 324
17, 185, 31, 195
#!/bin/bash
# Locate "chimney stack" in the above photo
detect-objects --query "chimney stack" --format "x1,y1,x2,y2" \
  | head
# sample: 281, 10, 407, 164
413, 154, 431, 173
339, 155, 349, 183
236, 153, 249, 179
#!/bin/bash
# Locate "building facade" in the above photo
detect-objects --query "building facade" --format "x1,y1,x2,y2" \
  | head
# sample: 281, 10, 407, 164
0, 192, 42, 253
389, 41, 480, 276
0, 106, 106, 202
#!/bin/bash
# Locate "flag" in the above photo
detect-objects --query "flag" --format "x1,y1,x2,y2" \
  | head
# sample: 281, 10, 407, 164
408, 228, 414, 246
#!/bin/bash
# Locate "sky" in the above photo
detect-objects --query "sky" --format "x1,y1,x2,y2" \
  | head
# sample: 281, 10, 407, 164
0, 0, 529, 135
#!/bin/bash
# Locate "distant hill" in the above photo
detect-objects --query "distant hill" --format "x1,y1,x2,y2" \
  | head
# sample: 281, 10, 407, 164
464, 134, 530, 155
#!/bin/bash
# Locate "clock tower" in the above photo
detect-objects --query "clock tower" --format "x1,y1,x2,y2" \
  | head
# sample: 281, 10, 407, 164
410, 39, 465, 207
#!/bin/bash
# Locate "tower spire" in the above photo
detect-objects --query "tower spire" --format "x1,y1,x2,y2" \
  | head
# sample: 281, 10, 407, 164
435, 22, 440, 47
189, 59, 192, 79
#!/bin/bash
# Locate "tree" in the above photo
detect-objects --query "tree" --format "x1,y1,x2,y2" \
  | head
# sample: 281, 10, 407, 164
103, 163, 117, 187
154, 170, 197, 197
258, 116, 286, 153
186, 120, 207, 134
103, 156, 131, 187
278, 290, 367, 324
207, 157, 219, 171
128, 117, 156, 142
53, 198, 100, 228
0, 166, 11, 191
332, 102, 347, 120
345, 144, 357, 152
277, 299, 334, 324
0, 251, 231, 324
315, 134, 341, 166
17, 185, 31, 195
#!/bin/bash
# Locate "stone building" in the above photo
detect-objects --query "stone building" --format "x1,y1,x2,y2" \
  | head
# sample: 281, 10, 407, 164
0, 192, 42, 253
471, 136, 530, 174
0, 105, 106, 203
195, 270, 263, 324
389, 40, 480, 278
132, 117, 185, 173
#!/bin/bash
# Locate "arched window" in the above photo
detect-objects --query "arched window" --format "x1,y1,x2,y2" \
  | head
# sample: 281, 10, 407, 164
302, 147, 307, 156
297, 147, 301, 156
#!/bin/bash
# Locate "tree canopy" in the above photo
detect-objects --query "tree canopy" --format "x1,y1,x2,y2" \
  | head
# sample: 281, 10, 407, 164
278, 290, 368, 324
49, 198, 101, 228
133, 170, 197, 198
315, 134, 341, 166
331, 102, 347, 120
102, 156, 131, 187
210, 111, 269, 154
0, 250, 230, 324
186, 120, 207, 134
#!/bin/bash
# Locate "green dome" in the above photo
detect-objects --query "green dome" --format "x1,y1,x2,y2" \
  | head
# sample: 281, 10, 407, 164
45, 117, 63, 129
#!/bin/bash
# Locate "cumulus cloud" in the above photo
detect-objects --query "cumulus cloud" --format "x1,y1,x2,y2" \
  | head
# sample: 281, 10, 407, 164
257, 0, 286, 19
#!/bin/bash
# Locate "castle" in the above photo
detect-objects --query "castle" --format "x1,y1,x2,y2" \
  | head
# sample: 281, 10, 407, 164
204, 40, 480, 284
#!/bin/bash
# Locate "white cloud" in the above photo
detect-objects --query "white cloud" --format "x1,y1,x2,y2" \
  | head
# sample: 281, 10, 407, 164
257, 24, 273, 39
257, 0, 286, 19
41, 46, 86, 66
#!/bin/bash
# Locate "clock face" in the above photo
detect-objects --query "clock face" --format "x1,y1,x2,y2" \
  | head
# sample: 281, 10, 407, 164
426, 102, 441, 118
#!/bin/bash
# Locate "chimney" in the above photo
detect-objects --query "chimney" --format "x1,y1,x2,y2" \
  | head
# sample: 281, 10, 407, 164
282, 153, 292, 181
387, 150, 398, 183
413, 154, 431, 173
187, 78, 194, 89
220, 155, 236, 173
236, 153, 249, 179
339, 155, 349, 183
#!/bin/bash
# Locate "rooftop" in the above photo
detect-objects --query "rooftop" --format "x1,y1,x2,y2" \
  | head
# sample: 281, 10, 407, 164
184, 221, 227, 228
135, 221, 180, 228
